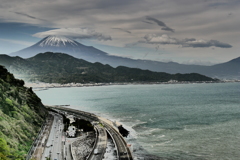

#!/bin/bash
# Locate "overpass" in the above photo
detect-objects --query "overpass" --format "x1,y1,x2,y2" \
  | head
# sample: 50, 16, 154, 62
48, 105, 133, 160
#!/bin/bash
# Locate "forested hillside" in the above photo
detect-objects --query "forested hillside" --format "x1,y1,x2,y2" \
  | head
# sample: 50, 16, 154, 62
0, 52, 217, 83
0, 65, 46, 159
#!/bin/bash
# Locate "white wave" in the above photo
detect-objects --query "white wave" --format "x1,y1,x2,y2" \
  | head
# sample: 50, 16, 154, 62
145, 128, 165, 134
103, 139, 117, 160
149, 118, 154, 122
131, 121, 148, 128
136, 128, 165, 139
139, 113, 146, 117
155, 139, 173, 146
158, 135, 165, 138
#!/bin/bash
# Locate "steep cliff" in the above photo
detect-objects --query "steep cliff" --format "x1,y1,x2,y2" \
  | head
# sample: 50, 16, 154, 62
0, 65, 47, 160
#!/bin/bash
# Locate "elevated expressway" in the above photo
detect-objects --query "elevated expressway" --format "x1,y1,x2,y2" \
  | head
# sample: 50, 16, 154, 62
88, 124, 107, 160
49, 105, 133, 160
41, 112, 64, 160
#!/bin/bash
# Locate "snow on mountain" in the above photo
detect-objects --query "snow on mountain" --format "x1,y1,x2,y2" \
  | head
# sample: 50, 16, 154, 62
9, 35, 108, 59
37, 35, 79, 47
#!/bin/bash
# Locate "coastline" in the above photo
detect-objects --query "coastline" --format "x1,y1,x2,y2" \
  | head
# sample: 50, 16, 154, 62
54, 105, 163, 160
34, 82, 240, 160
97, 110, 164, 160
25, 80, 240, 90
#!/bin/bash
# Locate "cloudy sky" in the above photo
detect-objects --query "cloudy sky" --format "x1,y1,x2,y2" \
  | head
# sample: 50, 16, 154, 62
0, 0, 239, 65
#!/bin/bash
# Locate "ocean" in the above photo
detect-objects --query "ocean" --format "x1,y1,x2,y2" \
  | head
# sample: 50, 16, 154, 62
35, 82, 240, 160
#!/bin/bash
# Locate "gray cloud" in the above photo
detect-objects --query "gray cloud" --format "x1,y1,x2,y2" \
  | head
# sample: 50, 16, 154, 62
12, 11, 47, 21
1, 0, 239, 63
143, 34, 179, 45
182, 39, 232, 48
142, 34, 232, 48
33, 28, 112, 41
146, 16, 175, 32
124, 42, 139, 48
142, 20, 154, 24
112, 28, 131, 34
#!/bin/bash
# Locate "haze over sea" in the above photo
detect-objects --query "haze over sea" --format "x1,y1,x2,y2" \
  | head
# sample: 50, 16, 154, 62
36, 83, 240, 160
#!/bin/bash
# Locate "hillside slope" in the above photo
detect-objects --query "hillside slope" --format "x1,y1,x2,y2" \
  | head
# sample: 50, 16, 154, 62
0, 66, 46, 159
0, 52, 216, 83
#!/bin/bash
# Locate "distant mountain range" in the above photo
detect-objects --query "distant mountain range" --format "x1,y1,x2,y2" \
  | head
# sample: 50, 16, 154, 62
9, 36, 240, 79
0, 52, 216, 83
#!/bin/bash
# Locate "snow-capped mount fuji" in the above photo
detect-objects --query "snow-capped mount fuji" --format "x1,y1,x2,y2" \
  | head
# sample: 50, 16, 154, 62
38, 35, 79, 47
10, 35, 108, 60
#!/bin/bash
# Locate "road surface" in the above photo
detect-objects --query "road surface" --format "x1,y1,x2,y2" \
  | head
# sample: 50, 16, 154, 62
88, 124, 107, 160
41, 112, 64, 160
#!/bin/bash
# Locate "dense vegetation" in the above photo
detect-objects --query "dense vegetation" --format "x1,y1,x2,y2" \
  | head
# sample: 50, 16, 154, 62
0, 52, 217, 84
0, 65, 46, 159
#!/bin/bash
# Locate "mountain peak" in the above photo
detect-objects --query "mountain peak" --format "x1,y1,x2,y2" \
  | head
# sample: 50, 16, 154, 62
37, 35, 79, 47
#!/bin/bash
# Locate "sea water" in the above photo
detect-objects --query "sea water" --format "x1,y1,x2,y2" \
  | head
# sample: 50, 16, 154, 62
36, 83, 240, 160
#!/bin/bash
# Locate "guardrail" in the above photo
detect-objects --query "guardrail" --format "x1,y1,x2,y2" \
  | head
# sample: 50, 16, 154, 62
104, 127, 119, 160
119, 133, 133, 160
25, 113, 50, 160
70, 142, 76, 160
86, 126, 98, 160
69, 144, 75, 160
100, 128, 108, 160
52, 105, 98, 119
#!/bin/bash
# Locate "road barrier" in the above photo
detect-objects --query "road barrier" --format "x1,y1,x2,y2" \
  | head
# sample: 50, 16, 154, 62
86, 126, 98, 160
25, 113, 51, 160
105, 127, 119, 160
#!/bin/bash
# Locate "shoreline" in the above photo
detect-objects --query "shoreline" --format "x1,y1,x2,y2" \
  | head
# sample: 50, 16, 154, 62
25, 80, 240, 89
35, 82, 240, 160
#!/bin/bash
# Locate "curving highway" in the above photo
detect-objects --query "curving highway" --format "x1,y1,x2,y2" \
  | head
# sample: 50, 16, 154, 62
102, 121, 133, 160
47, 105, 133, 160
88, 124, 107, 160
41, 112, 63, 160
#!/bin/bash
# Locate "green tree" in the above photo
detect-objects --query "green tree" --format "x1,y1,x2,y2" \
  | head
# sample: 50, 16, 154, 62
0, 138, 10, 158
0, 152, 9, 160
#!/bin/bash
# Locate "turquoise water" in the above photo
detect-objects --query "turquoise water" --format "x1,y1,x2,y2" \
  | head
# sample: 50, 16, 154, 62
36, 83, 240, 160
